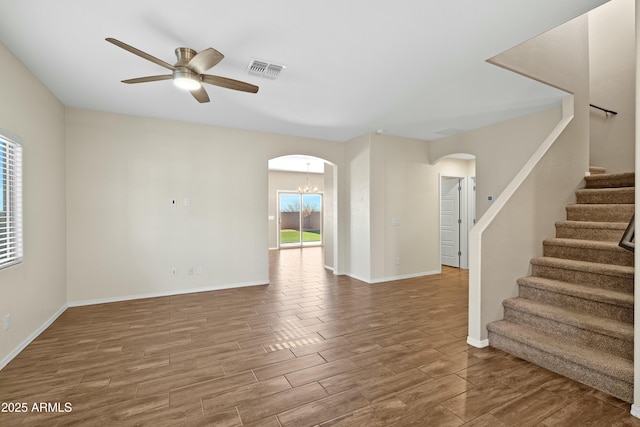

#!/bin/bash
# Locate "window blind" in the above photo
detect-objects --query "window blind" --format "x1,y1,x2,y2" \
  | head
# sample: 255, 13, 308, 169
0, 134, 23, 269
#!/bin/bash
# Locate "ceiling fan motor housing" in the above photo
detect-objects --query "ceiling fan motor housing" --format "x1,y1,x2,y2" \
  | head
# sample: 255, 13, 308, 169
174, 47, 197, 65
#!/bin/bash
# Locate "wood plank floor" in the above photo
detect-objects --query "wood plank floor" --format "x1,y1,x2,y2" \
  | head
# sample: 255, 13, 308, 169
1, 246, 639, 426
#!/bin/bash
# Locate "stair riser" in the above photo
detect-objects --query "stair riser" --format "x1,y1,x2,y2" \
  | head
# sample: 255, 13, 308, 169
488, 331, 632, 403
542, 243, 633, 267
504, 307, 633, 360
585, 174, 635, 189
554, 225, 624, 242
503, 306, 632, 360
576, 188, 634, 204
566, 205, 634, 222
518, 285, 633, 324
530, 264, 634, 293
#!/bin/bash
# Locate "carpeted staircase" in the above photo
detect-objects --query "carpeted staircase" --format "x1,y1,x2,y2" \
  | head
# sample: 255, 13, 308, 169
487, 168, 635, 402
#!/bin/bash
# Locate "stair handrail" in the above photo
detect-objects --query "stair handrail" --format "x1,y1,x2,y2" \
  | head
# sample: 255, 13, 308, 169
619, 215, 634, 252
589, 104, 618, 116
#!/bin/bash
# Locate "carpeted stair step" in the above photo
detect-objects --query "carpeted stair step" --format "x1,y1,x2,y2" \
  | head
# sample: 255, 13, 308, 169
517, 276, 633, 323
589, 166, 607, 175
487, 320, 633, 402
554, 220, 627, 242
542, 238, 633, 267
575, 187, 634, 204
565, 204, 634, 222
502, 297, 633, 360
584, 172, 635, 189
530, 257, 634, 293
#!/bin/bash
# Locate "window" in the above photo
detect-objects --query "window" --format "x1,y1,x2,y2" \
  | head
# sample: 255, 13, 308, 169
0, 132, 23, 269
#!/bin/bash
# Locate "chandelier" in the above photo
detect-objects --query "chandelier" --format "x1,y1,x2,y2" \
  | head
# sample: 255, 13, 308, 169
298, 163, 319, 193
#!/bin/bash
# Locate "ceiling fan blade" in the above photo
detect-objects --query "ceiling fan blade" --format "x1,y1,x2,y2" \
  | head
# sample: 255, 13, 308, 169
188, 48, 224, 74
106, 38, 175, 71
202, 75, 259, 93
122, 75, 173, 84
190, 86, 210, 103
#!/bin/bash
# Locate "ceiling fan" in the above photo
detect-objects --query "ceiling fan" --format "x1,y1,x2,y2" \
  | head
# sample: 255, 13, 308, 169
106, 38, 259, 103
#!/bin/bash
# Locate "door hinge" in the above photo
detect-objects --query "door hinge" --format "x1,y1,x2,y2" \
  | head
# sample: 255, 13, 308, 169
458, 251, 462, 256
458, 219, 462, 224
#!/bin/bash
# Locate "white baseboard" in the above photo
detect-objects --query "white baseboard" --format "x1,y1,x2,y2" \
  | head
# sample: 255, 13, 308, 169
0, 304, 68, 371
347, 270, 441, 284
370, 270, 441, 284
346, 273, 371, 283
467, 336, 489, 348
630, 404, 640, 419
68, 280, 268, 307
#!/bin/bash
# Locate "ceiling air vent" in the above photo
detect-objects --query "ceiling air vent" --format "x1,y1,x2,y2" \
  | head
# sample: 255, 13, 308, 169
247, 59, 285, 80
248, 60, 268, 76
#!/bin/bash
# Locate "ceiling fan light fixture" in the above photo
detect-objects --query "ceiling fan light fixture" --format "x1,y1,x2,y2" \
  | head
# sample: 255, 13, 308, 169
173, 68, 201, 91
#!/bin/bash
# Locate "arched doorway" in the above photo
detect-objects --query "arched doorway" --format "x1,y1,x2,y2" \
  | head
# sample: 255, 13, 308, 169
268, 155, 339, 272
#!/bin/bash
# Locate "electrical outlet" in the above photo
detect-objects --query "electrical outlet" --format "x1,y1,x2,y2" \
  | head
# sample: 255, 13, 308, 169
395, 257, 401, 265
196, 266, 203, 275
171, 267, 177, 276
187, 267, 194, 276
3, 314, 11, 331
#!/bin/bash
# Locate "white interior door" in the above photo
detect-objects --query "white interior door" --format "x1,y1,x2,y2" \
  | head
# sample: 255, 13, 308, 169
441, 177, 461, 267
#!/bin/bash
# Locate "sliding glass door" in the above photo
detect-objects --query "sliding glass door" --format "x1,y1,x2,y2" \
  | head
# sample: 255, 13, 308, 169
278, 192, 322, 247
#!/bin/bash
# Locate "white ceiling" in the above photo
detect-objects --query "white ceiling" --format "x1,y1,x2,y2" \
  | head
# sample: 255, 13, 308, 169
0, 0, 607, 142
269, 155, 326, 174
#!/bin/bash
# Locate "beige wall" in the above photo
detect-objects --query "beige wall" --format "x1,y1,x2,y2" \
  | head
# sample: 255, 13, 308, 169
344, 134, 372, 281
323, 163, 336, 270
469, 15, 591, 344
370, 134, 437, 281
346, 133, 478, 283
65, 109, 344, 304
589, 0, 635, 173
428, 105, 563, 219
0, 44, 67, 367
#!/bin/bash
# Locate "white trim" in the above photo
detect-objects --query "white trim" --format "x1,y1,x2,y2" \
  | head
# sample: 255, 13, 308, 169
346, 273, 372, 283
347, 270, 441, 284
369, 270, 441, 284
0, 304, 68, 371
68, 280, 268, 307
468, 94, 574, 344
324, 264, 335, 271
630, 405, 640, 419
467, 336, 489, 348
